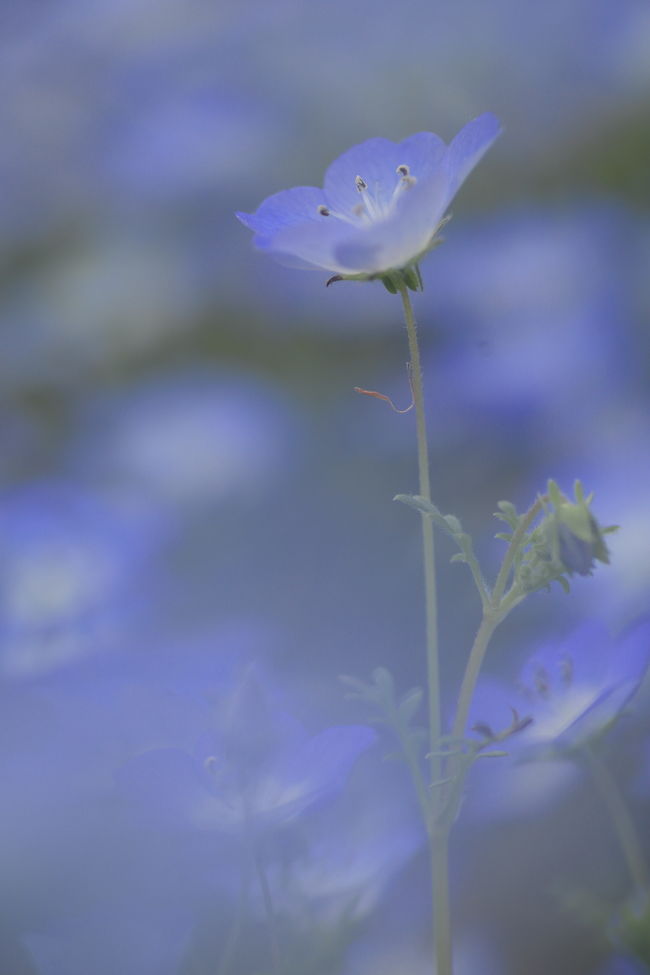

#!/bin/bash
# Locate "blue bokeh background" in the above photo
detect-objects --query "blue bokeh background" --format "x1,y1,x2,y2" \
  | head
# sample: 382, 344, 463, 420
2, 2, 650, 972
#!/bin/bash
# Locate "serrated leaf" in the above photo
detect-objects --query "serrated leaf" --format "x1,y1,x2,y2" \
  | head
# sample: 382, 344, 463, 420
339, 674, 368, 692
372, 667, 395, 697
494, 512, 512, 524
397, 687, 423, 724
394, 494, 461, 540
394, 494, 441, 517
497, 500, 517, 515
444, 515, 463, 534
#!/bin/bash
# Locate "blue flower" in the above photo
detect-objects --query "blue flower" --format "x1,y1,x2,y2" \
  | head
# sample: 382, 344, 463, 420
464, 619, 650, 819
68, 368, 297, 510
0, 480, 159, 677
237, 113, 501, 279
117, 665, 376, 834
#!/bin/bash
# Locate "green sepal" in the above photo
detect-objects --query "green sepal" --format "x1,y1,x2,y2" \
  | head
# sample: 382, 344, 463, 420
402, 266, 421, 292
380, 274, 398, 294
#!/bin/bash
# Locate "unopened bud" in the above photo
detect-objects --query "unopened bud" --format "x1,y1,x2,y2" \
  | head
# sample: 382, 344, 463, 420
545, 480, 611, 577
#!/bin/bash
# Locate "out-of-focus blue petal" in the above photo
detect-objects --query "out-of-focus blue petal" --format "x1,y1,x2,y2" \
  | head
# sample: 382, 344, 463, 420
115, 748, 213, 830
553, 680, 640, 751
466, 618, 650, 818
0, 480, 159, 677
267, 724, 377, 820
444, 112, 503, 203
274, 761, 423, 928
67, 369, 297, 510
236, 185, 326, 241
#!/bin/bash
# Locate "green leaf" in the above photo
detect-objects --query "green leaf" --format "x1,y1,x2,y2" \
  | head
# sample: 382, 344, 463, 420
372, 667, 395, 698
394, 494, 459, 539
397, 687, 423, 724
339, 674, 367, 692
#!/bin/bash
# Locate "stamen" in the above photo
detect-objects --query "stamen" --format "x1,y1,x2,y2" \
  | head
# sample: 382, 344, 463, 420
388, 168, 417, 209
317, 205, 330, 216
355, 175, 368, 191
559, 656, 574, 685
534, 667, 550, 697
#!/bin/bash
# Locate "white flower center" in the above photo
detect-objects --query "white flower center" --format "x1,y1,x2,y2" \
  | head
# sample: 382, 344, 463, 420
317, 164, 417, 225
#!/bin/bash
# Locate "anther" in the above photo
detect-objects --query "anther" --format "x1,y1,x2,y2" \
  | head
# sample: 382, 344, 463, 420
355, 175, 368, 191
317, 205, 330, 216
534, 667, 550, 696
559, 656, 574, 685
396, 164, 410, 177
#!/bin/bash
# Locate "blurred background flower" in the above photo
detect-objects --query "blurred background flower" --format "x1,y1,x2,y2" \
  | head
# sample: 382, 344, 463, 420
1, 0, 650, 972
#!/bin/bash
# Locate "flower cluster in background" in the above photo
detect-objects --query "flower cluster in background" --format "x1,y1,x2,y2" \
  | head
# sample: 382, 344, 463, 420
1, 0, 650, 972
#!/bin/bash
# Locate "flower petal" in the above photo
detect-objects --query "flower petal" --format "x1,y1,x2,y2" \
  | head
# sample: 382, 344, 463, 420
553, 679, 640, 750
335, 167, 450, 273
236, 185, 326, 242
323, 137, 401, 215
445, 112, 502, 205
263, 215, 363, 272
252, 724, 376, 823
395, 131, 446, 179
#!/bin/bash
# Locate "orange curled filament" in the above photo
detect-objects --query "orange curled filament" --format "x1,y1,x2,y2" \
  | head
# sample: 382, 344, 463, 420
353, 364, 414, 414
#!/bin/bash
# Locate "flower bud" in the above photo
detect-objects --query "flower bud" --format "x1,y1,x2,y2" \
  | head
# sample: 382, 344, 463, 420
545, 480, 611, 577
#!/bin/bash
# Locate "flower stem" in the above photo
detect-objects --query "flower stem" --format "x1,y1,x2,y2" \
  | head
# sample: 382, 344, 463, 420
398, 285, 451, 975
583, 744, 649, 901
491, 497, 545, 605
451, 612, 500, 744
452, 497, 546, 743
254, 848, 280, 972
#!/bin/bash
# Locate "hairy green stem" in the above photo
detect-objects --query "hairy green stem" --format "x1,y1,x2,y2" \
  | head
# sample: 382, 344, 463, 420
452, 498, 546, 743
398, 285, 451, 975
216, 861, 248, 975
492, 496, 545, 605
584, 745, 649, 900
451, 612, 500, 744
254, 848, 280, 972
394, 717, 435, 838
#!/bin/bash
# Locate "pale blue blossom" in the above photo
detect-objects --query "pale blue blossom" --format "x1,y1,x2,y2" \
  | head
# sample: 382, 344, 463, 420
237, 113, 501, 278
465, 620, 650, 819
